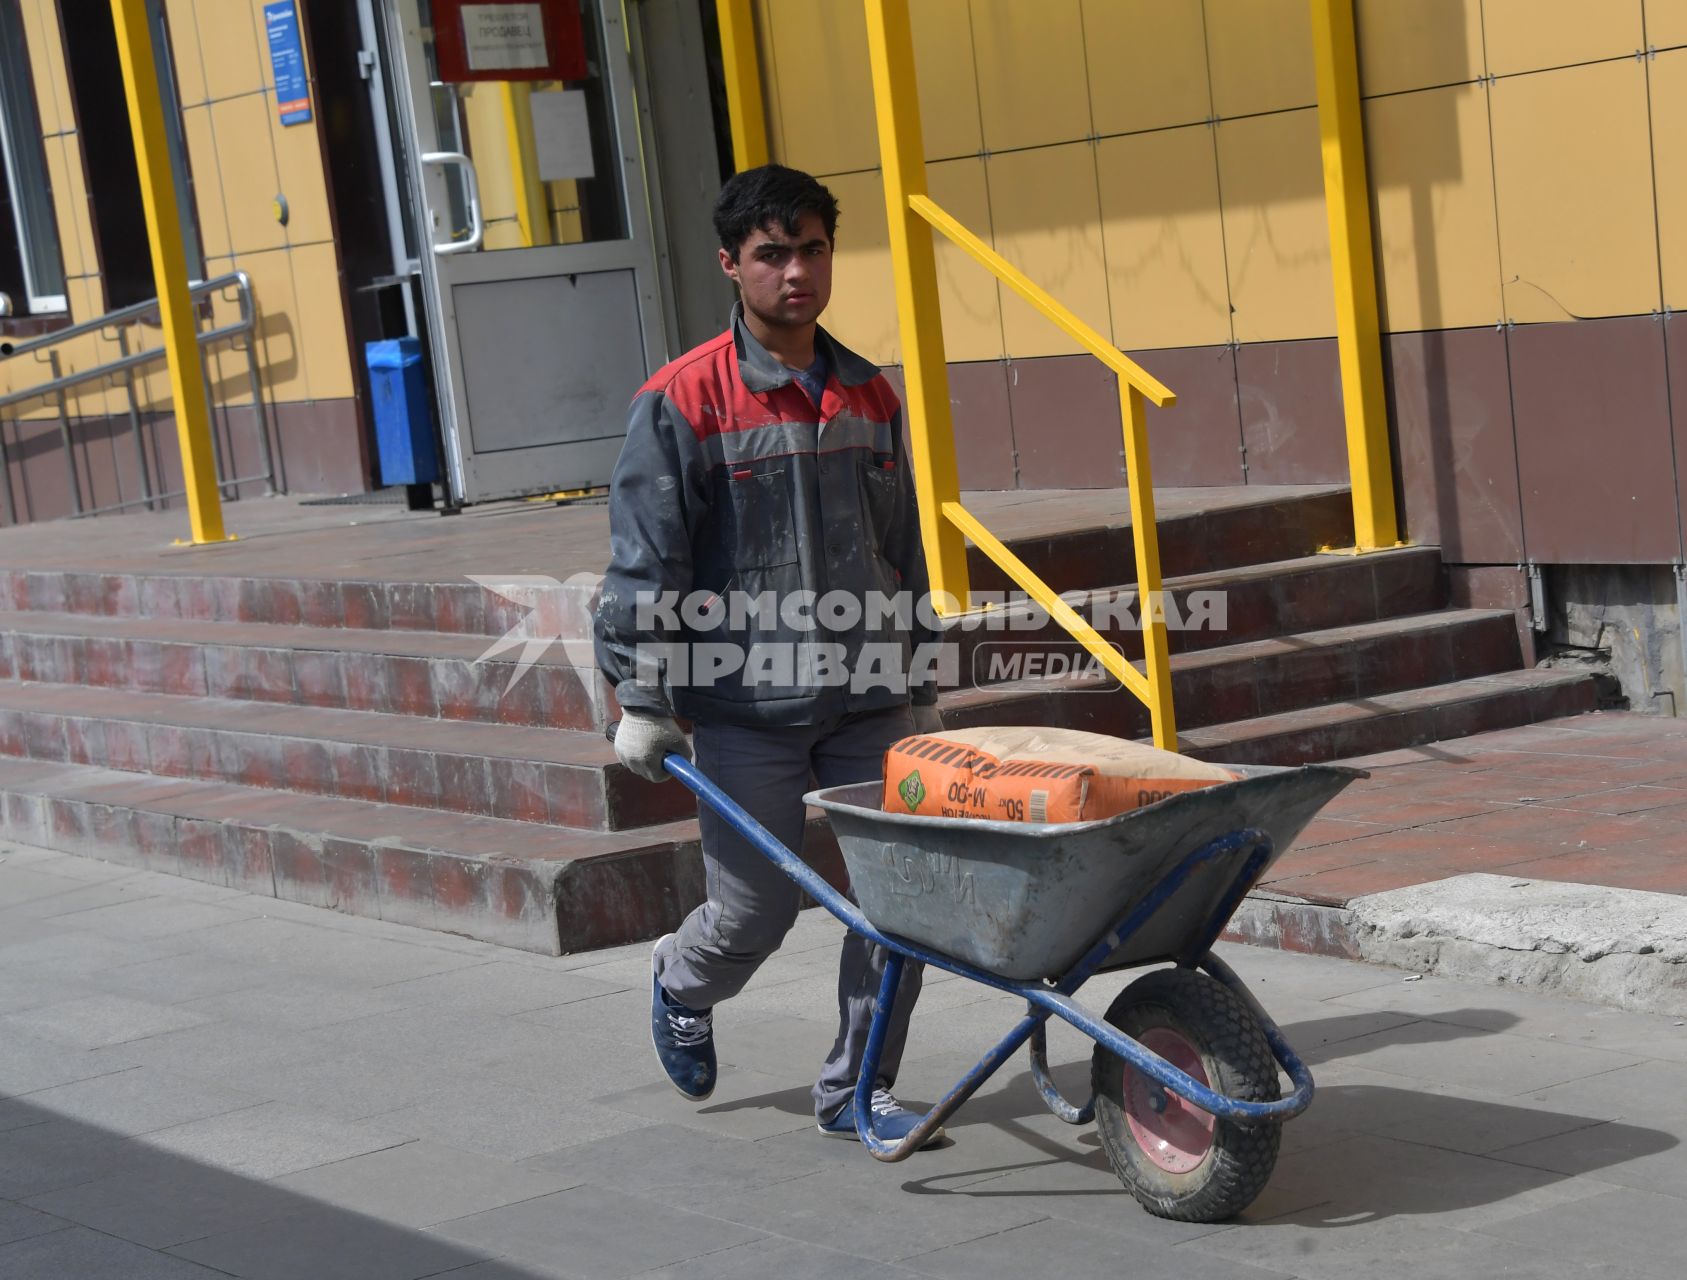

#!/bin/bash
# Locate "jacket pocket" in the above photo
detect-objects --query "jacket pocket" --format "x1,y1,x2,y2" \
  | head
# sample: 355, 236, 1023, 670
724, 467, 799, 568
857, 455, 898, 544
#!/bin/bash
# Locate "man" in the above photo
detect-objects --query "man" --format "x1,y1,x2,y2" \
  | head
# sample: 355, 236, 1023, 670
594, 164, 945, 1145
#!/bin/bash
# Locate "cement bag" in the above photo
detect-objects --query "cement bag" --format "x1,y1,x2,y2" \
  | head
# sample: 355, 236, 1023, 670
883, 725, 1236, 824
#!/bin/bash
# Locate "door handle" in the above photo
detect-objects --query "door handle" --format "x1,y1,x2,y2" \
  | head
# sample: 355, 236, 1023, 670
420, 151, 484, 255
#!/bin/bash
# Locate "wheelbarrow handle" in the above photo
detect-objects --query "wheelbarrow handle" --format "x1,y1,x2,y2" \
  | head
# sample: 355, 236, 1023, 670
605, 721, 872, 936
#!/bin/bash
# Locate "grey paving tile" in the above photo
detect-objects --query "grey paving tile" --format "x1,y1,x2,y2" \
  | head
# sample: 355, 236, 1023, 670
22, 1155, 314, 1249
0, 1200, 68, 1247
375, 1087, 655, 1161
1489, 1117, 1687, 1198
0, 966, 101, 1018
89, 950, 280, 1006
480, 1028, 671, 1097
0, 1224, 233, 1279
139, 1101, 412, 1179
177, 917, 484, 987
0, 865, 100, 909
1310, 1073, 1611, 1156
0, 1118, 156, 1198
0, 1030, 137, 1097
52, 895, 262, 940
274, 1139, 578, 1228
179, 979, 414, 1031
1227, 1131, 1591, 1232
699, 1162, 1048, 1262
902, 1215, 1288, 1279
635, 1234, 919, 1279
0, 1095, 52, 1132
0, 878, 158, 922
374, 961, 628, 1016
1185, 1210, 1586, 1280
523, 1122, 835, 1207
1300, 1018, 1641, 1096
1475, 1187, 1687, 1269
0, 930, 190, 977
86, 1019, 332, 1083
170, 1202, 493, 1280
1209, 940, 1405, 999
214, 1047, 471, 1122
1520, 1058, 1687, 1124
0, 851, 141, 885
1324, 972, 1687, 1062
594, 1065, 821, 1141
17, 1066, 262, 1137
1, 992, 210, 1049
428, 1183, 764, 1280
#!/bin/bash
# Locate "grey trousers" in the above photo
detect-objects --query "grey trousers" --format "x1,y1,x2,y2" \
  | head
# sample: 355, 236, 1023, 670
653, 705, 924, 1119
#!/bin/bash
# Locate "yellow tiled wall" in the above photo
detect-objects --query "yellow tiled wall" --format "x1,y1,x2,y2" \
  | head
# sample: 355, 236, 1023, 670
756, 0, 1687, 363
2, 0, 353, 424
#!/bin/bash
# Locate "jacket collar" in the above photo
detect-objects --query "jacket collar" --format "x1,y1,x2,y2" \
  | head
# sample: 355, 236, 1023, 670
730, 301, 880, 393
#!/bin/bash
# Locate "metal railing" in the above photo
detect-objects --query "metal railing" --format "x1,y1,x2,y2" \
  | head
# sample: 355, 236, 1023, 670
862, 0, 1179, 749
0, 270, 275, 524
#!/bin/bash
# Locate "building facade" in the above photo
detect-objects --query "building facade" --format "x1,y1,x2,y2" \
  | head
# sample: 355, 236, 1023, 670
2, 1, 1686, 699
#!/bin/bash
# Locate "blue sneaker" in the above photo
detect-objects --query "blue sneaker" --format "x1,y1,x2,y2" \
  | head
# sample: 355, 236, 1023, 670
818, 1087, 946, 1149
651, 935, 715, 1101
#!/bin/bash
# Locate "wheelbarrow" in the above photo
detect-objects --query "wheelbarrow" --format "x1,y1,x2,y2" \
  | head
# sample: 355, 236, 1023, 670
659, 748, 1362, 1223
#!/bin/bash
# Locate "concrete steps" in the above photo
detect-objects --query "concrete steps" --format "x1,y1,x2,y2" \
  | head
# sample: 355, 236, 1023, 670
0, 609, 608, 729
0, 757, 706, 954
941, 609, 1528, 742
0, 682, 689, 831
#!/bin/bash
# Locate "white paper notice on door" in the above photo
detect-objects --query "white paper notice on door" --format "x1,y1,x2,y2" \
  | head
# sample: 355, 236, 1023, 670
531, 89, 596, 181
463, 4, 547, 72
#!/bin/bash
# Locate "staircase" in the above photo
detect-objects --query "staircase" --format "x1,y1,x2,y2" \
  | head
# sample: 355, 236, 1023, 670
0, 486, 1598, 954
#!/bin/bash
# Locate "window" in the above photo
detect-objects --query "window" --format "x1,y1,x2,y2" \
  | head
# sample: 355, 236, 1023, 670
58, 0, 202, 312
0, 0, 67, 314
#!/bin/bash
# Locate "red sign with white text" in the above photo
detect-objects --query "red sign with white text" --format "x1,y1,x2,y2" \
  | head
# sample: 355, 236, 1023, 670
432, 0, 587, 83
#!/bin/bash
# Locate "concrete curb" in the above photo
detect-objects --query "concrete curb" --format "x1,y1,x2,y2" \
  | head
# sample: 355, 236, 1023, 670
1226, 873, 1687, 1017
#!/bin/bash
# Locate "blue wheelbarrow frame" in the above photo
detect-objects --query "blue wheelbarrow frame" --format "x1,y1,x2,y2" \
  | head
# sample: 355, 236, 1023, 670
662, 752, 1354, 1162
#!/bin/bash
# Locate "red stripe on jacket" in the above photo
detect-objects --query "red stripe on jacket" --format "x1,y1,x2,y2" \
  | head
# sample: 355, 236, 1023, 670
638, 332, 900, 443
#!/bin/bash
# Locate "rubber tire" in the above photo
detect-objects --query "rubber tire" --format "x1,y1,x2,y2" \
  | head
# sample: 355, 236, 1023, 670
1091, 967, 1282, 1223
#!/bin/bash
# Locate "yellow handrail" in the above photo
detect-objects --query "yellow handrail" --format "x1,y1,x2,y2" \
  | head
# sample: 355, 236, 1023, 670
907, 195, 1176, 409
864, 0, 1178, 750
941, 501, 1149, 703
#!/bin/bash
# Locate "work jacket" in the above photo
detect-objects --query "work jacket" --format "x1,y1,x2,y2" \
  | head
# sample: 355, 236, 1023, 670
594, 305, 940, 727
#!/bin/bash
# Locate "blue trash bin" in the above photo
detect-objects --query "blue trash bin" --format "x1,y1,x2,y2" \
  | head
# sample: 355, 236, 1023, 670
366, 338, 439, 486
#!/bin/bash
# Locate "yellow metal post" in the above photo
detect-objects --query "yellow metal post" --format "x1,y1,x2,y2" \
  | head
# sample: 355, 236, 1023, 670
110, 0, 227, 544
1309, 0, 1399, 551
501, 83, 553, 248
715, 0, 769, 170
1120, 387, 1177, 750
864, 0, 968, 614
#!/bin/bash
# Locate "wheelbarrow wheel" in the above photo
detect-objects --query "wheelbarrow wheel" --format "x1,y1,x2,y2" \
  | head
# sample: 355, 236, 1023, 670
1091, 966, 1281, 1223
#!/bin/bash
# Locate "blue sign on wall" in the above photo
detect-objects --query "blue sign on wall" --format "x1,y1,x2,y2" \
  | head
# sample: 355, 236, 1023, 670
264, 1, 312, 127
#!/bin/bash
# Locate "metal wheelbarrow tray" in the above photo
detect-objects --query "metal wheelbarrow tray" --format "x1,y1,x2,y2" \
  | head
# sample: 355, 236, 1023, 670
661, 751, 1364, 1223
811, 763, 1357, 982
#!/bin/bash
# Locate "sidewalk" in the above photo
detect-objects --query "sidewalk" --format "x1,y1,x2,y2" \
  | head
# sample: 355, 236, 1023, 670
1230, 711, 1687, 1014
4, 833, 1687, 1278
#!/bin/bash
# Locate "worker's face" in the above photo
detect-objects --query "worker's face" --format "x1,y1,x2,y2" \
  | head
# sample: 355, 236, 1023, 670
720, 213, 833, 331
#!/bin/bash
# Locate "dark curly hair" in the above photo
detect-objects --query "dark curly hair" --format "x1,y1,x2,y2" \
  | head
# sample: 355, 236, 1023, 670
713, 164, 840, 262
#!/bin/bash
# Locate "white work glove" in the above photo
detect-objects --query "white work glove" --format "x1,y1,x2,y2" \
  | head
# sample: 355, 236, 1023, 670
911, 702, 944, 736
613, 712, 691, 783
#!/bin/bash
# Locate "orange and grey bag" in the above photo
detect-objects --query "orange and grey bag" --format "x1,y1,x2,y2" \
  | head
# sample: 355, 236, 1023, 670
882, 726, 1237, 824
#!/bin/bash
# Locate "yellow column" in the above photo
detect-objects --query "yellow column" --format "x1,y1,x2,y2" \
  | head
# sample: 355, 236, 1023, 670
864, 0, 968, 613
110, 0, 227, 543
1309, 0, 1399, 551
500, 83, 553, 248
715, 0, 769, 170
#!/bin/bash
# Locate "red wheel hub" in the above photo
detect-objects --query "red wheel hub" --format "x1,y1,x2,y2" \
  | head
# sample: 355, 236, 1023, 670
1123, 1026, 1216, 1174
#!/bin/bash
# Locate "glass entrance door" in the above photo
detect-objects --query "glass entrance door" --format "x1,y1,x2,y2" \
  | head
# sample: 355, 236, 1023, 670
381, 0, 669, 502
